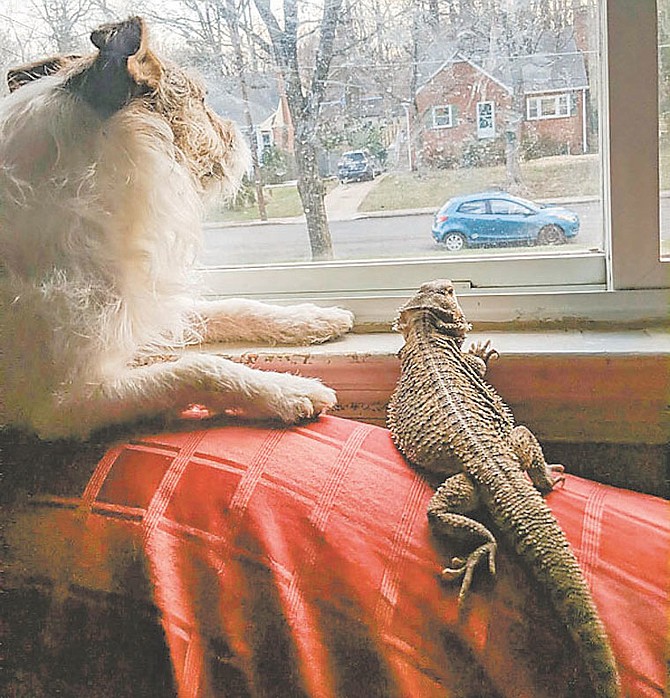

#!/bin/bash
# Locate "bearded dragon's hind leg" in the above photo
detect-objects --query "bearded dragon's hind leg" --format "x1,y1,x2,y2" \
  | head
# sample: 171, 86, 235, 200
427, 473, 497, 603
510, 425, 565, 493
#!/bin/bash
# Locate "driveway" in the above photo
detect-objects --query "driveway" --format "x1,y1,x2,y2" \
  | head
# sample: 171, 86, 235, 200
324, 174, 386, 221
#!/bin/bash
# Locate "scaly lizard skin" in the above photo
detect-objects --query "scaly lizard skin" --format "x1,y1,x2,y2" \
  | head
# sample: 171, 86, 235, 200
387, 279, 620, 698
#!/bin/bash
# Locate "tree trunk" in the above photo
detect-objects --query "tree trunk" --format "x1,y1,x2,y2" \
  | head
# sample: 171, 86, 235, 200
225, 0, 268, 221
505, 81, 526, 194
241, 87, 268, 222
294, 132, 333, 260
252, 0, 339, 261
505, 121, 523, 192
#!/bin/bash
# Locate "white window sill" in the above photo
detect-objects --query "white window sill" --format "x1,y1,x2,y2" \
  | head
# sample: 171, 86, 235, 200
192, 328, 670, 446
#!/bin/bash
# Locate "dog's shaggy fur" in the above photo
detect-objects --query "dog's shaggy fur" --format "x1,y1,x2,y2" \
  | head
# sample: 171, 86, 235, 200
0, 17, 353, 440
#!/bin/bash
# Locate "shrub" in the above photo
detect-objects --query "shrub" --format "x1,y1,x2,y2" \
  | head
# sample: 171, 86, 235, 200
227, 175, 256, 210
260, 145, 294, 184
459, 136, 506, 168
521, 134, 570, 160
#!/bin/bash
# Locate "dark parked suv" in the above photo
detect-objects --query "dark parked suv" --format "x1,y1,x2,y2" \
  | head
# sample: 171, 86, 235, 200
337, 150, 380, 183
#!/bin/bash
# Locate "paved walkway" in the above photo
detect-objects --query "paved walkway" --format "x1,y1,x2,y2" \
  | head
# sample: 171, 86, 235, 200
324, 174, 386, 221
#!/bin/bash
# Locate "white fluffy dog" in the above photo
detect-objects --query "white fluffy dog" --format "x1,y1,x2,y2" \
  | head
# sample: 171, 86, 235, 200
0, 17, 354, 440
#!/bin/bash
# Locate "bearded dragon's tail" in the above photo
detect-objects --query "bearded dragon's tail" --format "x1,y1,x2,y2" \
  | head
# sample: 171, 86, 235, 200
497, 480, 621, 697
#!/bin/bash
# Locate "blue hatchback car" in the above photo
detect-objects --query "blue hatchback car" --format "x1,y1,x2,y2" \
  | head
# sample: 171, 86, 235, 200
431, 192, 579, 251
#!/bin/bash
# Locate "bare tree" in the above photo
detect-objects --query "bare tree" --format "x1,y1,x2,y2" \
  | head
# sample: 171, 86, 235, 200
223, 0, 268, 220
30, 0, 113, 53
147, 0, 268, 220
495, 0, 577, 190
0, 28, 26, 95
434, 0, 578, 190
253, 0, 344, 261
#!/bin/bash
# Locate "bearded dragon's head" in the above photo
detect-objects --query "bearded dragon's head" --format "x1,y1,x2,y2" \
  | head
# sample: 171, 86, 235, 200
394, 279, 472, 338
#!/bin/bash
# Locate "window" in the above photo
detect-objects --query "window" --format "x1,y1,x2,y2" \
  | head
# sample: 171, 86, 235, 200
1, 0, 666, 325
489, 199, 533, 216
458, 201, 488, 214
527, 93, 571, 120
431, 105, 453, 128
476, 101, 496, 138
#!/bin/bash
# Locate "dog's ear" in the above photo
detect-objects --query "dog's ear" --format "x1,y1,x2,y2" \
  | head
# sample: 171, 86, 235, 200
65, 16, 162, 117
7, 55, 81, 92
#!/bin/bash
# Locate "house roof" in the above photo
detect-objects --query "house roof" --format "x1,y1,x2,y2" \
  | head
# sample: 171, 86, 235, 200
204, 73, 281, 127
417, 26, 588, 94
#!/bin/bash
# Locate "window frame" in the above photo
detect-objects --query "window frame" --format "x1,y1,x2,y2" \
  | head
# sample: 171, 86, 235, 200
431, 104, 453, 128
200, 0, 668, 327
526, 93, 571, 120
476, 100, 496, 138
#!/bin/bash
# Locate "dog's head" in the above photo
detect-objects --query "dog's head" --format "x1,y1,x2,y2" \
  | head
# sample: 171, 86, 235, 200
6, 16, 247, 193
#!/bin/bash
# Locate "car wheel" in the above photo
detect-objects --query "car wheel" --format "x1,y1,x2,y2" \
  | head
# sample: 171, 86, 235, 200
441, 232, 466, 252
537, 224, 566, 245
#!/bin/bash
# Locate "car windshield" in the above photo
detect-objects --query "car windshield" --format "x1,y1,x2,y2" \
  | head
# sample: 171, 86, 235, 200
343, 153, 365, 162
509, 196, 541, 212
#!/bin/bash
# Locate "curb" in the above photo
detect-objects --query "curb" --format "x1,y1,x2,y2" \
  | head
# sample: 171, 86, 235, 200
205, 194, 603, 230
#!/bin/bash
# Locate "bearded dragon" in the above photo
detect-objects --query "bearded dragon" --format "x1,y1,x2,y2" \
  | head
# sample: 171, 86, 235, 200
387, 279, 620, 698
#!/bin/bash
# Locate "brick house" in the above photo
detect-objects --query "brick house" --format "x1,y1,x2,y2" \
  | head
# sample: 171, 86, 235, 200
415, 31, 590, 167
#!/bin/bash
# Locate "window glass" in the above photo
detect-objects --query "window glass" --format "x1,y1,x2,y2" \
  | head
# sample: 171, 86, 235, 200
476, 101, 496, 139
489, 199, 532, 215
432, 105, 453, 128
458, 201, 488, 214
528, 94, 571, 119
0, 0, 604, 273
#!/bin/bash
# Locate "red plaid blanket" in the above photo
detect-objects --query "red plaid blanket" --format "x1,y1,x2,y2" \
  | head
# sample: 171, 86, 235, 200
3, 416, 668, 697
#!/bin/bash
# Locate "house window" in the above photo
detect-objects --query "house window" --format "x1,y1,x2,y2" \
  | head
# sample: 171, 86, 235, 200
476, 101, 496, 138
527, 94, 571, 120
431, 105, 453, 128
1, 0, 666, 325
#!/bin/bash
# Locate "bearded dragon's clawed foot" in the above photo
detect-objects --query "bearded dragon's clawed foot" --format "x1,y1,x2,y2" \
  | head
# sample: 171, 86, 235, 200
547, 463, 566, 488
464, 340, 499, 377
441, 541, 497, 603
467, 340, 499, 364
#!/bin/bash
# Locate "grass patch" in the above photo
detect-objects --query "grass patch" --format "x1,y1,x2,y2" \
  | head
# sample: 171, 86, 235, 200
208, 180, 338, 222
360, 154, 601, 212
208, 185, 303, 222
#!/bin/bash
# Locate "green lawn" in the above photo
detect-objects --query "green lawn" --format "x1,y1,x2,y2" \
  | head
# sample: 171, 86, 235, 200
209, 154, 602, 222
360, 154, 601, 212
209, 180, 338, 222
208, 184, 305, 222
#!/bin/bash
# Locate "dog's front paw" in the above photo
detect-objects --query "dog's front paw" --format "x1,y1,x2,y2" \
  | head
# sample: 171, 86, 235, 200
278, 305, 354, 345
308, 306, 355, 344
255, 373, 337, 423
271, 374, 337, 422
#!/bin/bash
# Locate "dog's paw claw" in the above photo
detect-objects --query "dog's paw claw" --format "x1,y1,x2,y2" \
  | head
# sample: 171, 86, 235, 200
277, 383, 337, 422
253, 374, 337, 423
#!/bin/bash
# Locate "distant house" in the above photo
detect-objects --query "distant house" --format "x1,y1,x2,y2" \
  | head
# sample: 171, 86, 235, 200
205, 73, 294, 159
415, 29, 590, 166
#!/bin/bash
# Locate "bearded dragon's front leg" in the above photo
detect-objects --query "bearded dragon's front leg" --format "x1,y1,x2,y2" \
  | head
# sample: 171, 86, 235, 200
464, 339, 499, 377
427, 472, 497, 603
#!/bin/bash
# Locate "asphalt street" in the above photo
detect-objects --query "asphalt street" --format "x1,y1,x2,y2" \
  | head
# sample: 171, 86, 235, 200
201, 201, 603, 267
